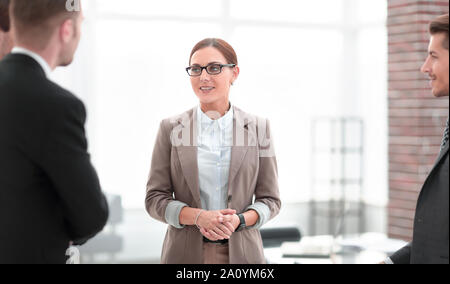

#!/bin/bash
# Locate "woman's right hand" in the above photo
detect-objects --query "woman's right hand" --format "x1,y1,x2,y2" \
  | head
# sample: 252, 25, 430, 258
197, 209, 236, 239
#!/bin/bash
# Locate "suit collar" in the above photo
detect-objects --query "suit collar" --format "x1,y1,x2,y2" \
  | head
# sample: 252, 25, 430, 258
419, 143, 448, 200
177, 106, 254, 128
435, 143, 449, 168
197, 104, 234, 131
2, 53, 47, 79
11, 47, 52, 78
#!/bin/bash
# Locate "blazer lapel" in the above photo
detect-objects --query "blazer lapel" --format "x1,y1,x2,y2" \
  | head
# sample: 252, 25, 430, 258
434, 143, 449, 168
227, 107, 254, 195
421, 144, 449, 193
176, 108, 202, 208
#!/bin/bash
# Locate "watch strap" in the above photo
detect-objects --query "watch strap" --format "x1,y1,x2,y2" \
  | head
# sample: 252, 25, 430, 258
237, 213, 246, 231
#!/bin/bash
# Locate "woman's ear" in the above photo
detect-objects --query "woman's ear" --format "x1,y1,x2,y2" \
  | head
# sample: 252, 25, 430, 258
231, 66, 240, 85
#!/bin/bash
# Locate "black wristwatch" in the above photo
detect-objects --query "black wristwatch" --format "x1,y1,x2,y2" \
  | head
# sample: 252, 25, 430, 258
236, 213, 246, 232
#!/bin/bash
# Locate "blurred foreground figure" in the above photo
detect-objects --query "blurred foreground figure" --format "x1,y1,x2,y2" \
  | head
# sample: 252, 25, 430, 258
0, 0, 108, 264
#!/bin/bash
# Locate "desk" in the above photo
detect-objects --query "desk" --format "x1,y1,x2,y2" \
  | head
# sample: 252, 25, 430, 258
264, 233, 407, 264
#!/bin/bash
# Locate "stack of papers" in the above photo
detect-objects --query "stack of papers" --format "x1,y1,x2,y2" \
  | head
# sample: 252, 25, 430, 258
336, 232, 407, 254
279, 233, 407, 260
281, 235, 335, 258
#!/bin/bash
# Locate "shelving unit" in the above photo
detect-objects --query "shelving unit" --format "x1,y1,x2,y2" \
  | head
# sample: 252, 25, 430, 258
309, 117, 365, 237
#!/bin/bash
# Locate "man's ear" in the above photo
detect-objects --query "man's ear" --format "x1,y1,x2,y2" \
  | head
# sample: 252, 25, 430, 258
60, 18, 74, 44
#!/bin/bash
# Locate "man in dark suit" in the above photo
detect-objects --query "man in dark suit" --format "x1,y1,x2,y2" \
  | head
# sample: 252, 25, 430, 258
0, 0, 13, 59
0, 0, 108, 264
386, 14, 449, 264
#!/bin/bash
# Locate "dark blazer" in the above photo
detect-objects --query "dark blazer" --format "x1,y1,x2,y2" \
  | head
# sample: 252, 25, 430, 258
390, 143, 449, 264
0, 54, 109, 264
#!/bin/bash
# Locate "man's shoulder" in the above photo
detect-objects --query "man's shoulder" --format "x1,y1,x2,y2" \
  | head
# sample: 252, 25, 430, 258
21, 78, 85, 120
44, 79, 84, 108
8, 78, 85, 124
0, 55, 84, 110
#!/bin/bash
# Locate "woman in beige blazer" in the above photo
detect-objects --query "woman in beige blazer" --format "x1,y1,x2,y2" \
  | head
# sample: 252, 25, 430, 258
145, 38, 281, 264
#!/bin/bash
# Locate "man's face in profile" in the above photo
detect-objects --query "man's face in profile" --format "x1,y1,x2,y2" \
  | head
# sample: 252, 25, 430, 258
421, 33, 449, 97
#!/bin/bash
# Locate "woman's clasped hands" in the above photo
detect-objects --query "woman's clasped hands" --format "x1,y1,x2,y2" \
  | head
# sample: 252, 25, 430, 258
196, 209, 240, 241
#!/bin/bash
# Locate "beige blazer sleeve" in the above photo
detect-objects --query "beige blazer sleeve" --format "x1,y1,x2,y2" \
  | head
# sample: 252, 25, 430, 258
253, 119, 281, 221
145, 120, 173, 223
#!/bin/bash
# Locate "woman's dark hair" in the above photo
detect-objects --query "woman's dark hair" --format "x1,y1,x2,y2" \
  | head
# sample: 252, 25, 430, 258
189, 38, 238, 65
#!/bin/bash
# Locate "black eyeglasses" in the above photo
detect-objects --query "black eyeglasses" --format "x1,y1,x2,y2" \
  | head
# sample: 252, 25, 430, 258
186, 63, 236, 76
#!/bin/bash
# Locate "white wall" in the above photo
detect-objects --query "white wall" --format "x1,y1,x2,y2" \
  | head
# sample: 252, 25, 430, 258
51, 0, 388, 209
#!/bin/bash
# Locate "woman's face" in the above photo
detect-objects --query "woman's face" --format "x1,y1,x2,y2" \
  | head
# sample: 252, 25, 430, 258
189, 47, 239, 105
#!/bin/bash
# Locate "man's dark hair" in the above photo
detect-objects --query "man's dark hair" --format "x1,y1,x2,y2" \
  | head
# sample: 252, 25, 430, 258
430, 13, 449, 50
10, 0, 79, 46
0, 0, 10, 32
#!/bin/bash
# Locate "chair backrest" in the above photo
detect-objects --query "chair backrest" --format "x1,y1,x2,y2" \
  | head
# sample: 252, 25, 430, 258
106, 194, 123, 225
260, 227, 301, 248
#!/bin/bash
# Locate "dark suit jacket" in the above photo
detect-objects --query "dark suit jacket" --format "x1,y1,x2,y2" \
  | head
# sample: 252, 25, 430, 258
390, 143, 449, 264
0, 54, 109, 264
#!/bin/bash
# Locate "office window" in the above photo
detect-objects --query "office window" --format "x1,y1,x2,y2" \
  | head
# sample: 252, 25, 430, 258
96, 0, 221, 17
52, 0, 387, 209
229, 0, 343, 24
